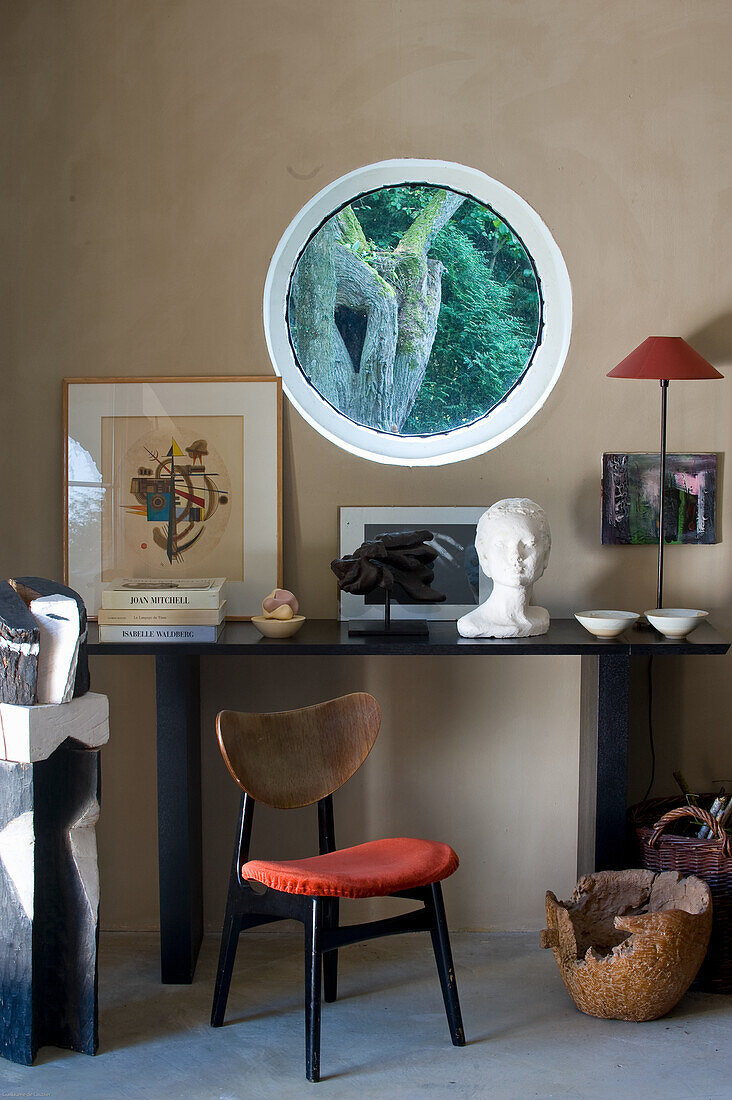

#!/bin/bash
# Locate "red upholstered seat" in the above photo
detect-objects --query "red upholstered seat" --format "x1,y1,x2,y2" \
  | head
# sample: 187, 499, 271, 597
241, 837, 459, 899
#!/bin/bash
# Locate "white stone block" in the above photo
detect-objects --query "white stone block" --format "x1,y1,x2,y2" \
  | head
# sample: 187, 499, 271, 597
0, 693, 109, 764
30, 594, 81, 704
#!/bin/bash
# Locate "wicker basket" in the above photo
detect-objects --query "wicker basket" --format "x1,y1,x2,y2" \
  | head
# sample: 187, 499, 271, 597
631, 797, 732, 993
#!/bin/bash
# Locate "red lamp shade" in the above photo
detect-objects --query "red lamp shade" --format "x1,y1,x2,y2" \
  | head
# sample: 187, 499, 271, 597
607, 336, 723, 380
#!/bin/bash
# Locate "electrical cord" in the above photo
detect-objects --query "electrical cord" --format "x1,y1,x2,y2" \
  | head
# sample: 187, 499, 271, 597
643, 654, 655, 801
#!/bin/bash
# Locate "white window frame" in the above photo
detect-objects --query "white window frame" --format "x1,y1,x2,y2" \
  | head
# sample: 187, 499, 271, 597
263, 159, 572, 467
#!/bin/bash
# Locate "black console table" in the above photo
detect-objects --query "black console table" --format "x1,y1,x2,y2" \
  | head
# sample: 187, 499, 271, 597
87, 619, 729, 984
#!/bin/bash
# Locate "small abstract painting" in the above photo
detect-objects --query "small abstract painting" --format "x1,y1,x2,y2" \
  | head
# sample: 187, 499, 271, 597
602, 453, 717, 545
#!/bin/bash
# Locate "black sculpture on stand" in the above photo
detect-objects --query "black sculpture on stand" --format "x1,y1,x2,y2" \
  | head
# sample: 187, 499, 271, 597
331, 529, 445, 636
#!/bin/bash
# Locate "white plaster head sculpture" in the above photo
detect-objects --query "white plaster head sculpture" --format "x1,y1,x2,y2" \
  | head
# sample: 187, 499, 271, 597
457, 498, 551, 638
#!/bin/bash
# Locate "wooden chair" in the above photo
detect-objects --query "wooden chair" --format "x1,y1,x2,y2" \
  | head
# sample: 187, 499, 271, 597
211, 692, 465, 1082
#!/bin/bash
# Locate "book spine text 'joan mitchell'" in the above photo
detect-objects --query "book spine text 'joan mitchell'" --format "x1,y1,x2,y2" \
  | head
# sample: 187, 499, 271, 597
101, 580, 225, 610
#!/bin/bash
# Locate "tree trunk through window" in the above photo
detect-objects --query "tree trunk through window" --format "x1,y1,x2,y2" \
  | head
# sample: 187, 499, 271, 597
289, 191, 465, 433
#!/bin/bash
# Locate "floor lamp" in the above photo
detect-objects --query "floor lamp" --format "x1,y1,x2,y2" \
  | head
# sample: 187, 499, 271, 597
607, 337, 723, 612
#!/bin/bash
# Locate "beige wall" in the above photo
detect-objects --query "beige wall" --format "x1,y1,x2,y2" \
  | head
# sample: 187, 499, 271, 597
3, 0, 731, 931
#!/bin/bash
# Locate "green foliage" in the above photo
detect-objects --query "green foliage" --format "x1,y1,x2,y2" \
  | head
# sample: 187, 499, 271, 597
351, 185, 541, 434
352, 185, 429, 249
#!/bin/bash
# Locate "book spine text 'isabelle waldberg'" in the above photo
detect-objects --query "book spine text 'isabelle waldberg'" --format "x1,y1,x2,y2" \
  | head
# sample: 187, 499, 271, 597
98, 624, 224, 643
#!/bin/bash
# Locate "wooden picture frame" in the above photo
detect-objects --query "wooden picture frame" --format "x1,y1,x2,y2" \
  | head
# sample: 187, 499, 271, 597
64, 376, 282, 619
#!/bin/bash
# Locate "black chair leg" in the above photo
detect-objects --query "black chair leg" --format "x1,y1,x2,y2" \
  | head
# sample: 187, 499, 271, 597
427, 882, 466, 1047
305, 898, 323, 1082
323, 898, 339, 1003
211, 905, 240, 1027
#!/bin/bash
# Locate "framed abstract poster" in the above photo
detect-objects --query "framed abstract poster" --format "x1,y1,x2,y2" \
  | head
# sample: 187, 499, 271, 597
64, 377, 282, 618
602, 453, 717, 546
338, 506, 491, 622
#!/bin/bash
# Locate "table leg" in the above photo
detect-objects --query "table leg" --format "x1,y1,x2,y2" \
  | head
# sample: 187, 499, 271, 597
578, 654, 630, 875
155, 654, 202, 983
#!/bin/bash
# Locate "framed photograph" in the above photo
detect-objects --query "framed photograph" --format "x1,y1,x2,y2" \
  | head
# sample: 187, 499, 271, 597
602, 453, 717, 545
64, 376, 282, 619
338, 507, 490, 622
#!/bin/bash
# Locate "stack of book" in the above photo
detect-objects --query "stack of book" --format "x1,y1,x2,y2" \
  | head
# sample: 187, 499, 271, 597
97, 578, 227, 643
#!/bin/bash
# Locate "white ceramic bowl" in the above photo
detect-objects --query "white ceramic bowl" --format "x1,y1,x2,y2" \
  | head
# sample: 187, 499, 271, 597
251, 615, 306, 639
575, 610, 640, 638
644, 609, 709, 638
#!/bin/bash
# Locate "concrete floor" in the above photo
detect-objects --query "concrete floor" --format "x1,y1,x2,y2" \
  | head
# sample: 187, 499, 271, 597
1, 931, 730, 1099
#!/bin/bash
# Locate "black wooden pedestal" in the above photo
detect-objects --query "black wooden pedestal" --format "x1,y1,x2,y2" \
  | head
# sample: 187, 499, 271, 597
579, 654, 630, 874
155, 654, 202, 984
0, 743, 102, 1065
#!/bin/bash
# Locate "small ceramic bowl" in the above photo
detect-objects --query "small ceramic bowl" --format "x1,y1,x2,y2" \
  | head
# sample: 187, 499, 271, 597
251, 614, 306, 639
644, 609, 709, 638
575, 610, 640, 638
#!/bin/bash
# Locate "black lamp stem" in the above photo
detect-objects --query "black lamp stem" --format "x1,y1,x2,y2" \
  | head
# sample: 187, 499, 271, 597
657, 379, 669, 610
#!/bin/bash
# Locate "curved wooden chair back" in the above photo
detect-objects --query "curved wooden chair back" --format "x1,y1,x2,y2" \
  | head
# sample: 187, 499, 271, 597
216, 692, 381, 809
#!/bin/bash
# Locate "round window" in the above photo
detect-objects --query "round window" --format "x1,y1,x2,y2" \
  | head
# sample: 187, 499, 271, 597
264, 160, 571, 466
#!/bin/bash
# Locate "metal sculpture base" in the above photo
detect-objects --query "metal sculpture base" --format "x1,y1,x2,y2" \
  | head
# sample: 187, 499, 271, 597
348, 619, 429, 636
348, 591, 429, 636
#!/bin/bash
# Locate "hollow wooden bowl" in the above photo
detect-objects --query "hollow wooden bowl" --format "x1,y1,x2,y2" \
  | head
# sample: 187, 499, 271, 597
540, 869, 712, 1021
